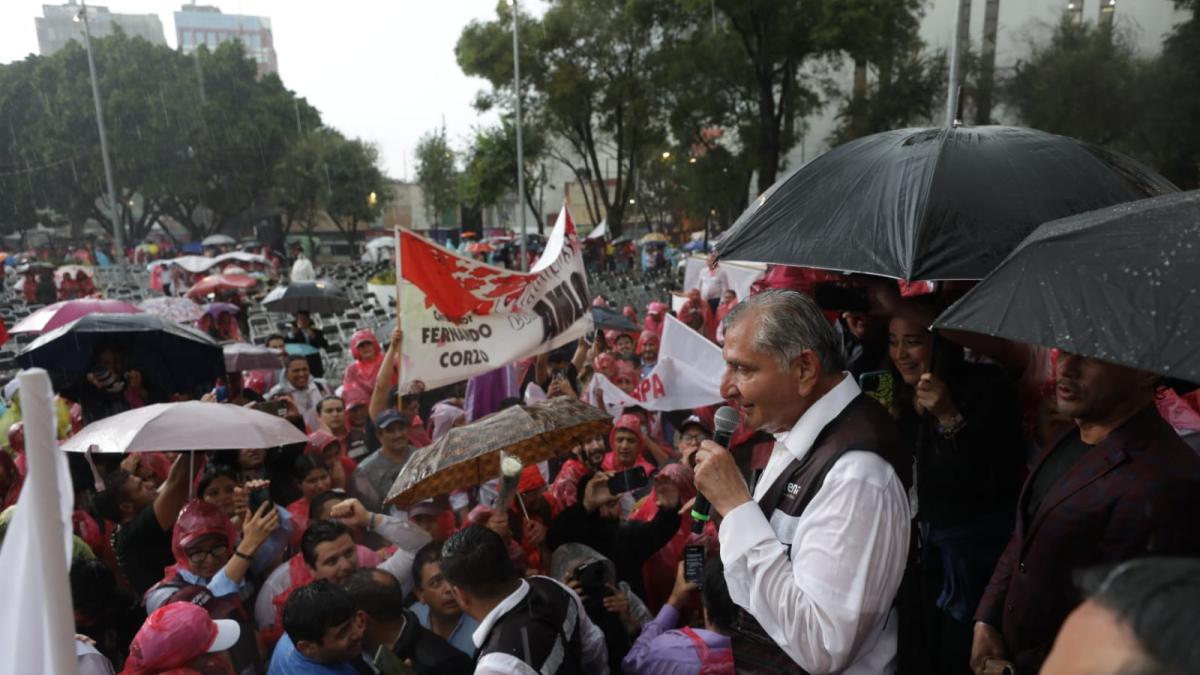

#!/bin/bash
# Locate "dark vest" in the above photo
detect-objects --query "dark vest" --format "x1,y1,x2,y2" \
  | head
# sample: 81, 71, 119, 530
731, 394, 911, 674
476, 576, 584, 675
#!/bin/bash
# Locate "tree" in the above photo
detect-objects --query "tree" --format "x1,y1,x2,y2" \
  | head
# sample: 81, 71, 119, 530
414, 126, 459, 227
322, 136, 389, 248
1001, 12, 1200, 189
0, 31, 323, 242
156, 41, 319, 238
457, 0, 667, 236
827, 0, 947, 144
459, 119, 547, 232
1003, 19, 1142, 147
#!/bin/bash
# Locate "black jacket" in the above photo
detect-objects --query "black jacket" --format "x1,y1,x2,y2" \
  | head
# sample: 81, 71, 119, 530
546, 472, 680, 599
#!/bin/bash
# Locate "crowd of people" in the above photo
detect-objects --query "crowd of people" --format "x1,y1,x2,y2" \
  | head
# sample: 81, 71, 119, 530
1, 245, 1199, 675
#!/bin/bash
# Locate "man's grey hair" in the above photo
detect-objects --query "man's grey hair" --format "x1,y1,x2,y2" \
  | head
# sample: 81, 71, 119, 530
722, 289, 845, 374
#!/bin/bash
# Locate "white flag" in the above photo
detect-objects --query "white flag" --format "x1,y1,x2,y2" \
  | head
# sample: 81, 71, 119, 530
587, 314, 726, 414
0, 369, 79, 675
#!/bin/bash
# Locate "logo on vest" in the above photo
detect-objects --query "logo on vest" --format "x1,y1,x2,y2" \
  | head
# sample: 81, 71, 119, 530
785, 482, 800, 496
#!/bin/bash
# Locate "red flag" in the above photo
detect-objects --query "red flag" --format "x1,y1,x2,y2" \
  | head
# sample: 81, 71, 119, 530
400, 211, 578, 322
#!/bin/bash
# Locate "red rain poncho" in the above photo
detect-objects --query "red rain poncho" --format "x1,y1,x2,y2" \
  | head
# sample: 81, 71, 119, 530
341, 329, 384, 404
601, 414, 657, 475
165, 499, 239, 580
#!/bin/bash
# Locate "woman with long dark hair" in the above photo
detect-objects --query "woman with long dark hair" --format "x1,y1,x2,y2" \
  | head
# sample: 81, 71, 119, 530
887, 298, 1025, 674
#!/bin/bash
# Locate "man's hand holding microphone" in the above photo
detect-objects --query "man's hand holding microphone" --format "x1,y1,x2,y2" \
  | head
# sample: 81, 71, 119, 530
691, 406, 750, 531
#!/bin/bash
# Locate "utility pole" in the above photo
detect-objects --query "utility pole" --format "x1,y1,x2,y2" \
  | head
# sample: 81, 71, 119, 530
945, 0, 972, 126
512, 0, 528, 271
976, 0, 1001, 125
78, 1, 126, 277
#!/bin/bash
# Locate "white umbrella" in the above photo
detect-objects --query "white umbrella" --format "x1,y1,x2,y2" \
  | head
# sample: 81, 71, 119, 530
365, 237, 395, 250
61, 401, 308, 454
202, 234, 237, 247
223, 343, 285, 372
214, 251, 268, 265
168, 255, 217, 274
138, 296, 205, 322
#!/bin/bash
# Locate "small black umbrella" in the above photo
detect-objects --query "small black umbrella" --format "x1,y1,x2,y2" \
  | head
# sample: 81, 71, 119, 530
591, 305, 639, 332
716, 125, 1177, 281
261, 280, 350, 314
934, 190, 1200, 382
17, 313, 224, 394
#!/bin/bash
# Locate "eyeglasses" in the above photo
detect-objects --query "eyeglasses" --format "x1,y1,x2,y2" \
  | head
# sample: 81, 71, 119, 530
186, 544, 228, 564
680, 434, 708, 444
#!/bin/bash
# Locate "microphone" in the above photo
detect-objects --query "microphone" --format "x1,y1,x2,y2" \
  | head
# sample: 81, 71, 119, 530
691, 405, 740, 533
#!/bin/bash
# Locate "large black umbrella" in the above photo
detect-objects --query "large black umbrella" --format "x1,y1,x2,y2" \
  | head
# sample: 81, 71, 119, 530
591, 305, 639, 332
934, 190, 1200, 382
716, 125, 1177, 281
17, 313, 224, 394
261, 280, 350, 314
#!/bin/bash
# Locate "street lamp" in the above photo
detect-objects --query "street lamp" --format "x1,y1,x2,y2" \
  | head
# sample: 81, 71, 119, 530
367, 191, 377, 207
510, 0, 528, 271
661, 151, 671, 160
76, 1, 126, 276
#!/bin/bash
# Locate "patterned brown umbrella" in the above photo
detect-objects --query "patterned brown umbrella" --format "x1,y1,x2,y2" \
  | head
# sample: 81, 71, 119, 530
386, 396, 612, 507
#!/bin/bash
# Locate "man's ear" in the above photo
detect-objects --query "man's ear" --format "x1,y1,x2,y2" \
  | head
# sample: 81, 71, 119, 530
790, 350, 822, 398
450, 585, 468, 611
296, 639, 320, 658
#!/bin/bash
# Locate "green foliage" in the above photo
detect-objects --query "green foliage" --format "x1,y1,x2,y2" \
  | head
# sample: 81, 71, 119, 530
1002, 15, 1200, 188
0, 31, 335, 241
1004, 20, 1142, 147
275, 128, 389, 243
827, 0, 947, 145
414, 127, 459, 227
457, 0, 668, 236
459, 119, 547, 232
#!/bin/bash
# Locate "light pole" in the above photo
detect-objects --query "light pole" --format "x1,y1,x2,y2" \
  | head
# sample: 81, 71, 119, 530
511, 0, 528, 271
77, 1, 126, 276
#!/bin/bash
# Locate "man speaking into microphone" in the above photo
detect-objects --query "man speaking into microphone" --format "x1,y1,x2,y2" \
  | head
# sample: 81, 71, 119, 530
694, 289, 911, 674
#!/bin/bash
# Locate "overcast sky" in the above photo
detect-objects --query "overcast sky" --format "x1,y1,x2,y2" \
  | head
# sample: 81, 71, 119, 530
0, 1, 536, 179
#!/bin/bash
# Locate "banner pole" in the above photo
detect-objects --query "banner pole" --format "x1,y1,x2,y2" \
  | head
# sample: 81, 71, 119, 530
394, 228, 402, 334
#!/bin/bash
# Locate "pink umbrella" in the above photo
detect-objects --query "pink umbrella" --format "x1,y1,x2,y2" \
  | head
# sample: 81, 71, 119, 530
60, 401, 308, 453
11, 299, 143, 335
184, 274, 257, 299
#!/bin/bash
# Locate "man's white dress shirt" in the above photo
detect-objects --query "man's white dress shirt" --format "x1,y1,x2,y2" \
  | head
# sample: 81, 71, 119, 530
719, 375, 910, 674
472, 577, 609, 675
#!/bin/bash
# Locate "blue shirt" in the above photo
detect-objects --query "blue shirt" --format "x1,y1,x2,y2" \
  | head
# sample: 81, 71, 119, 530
268, 633, 360, 675
409, 602, 479, 656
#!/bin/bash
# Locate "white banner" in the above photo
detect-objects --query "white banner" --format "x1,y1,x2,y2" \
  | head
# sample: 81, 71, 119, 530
587, 314, 726, 414
398, 207, 590, 390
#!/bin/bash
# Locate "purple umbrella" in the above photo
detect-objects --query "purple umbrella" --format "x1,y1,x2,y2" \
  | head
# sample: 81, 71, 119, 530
203, 302, 240, 318
11, 299, 142, 335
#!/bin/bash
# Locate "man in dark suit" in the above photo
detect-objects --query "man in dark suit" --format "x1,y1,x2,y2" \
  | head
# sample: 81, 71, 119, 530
970, 352, 1200, 674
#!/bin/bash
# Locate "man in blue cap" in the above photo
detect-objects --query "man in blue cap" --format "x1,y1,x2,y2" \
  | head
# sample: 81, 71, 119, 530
348, 409, 411, 513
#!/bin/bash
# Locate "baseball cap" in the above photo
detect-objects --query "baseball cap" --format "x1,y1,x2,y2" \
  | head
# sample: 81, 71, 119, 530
124, 602, 241, 672
344, 393, 368, 411
375, 409, 410, 430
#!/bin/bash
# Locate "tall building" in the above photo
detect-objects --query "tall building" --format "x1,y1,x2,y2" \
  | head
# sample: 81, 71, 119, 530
174, 3, 278, 77
36, 1, 166, 56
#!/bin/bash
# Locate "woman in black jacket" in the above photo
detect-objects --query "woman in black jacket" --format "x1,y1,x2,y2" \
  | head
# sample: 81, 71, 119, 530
887, 298, 1025, 675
